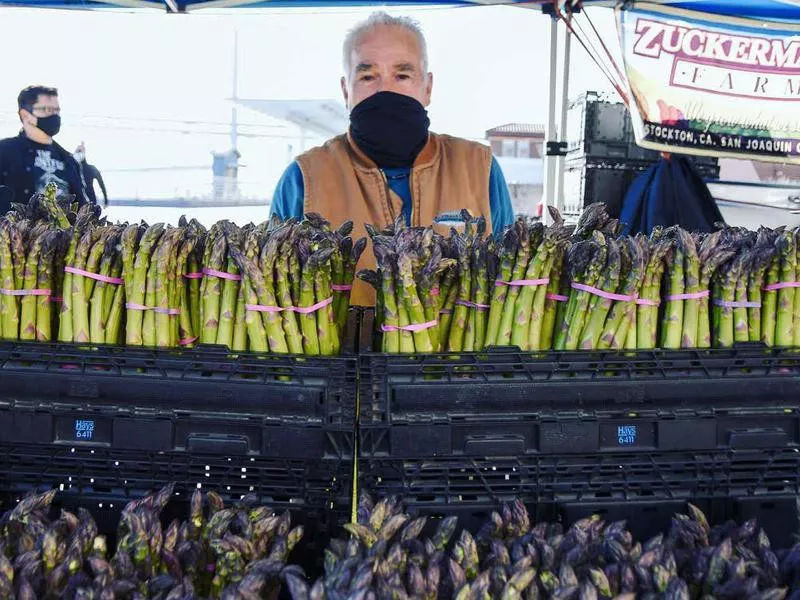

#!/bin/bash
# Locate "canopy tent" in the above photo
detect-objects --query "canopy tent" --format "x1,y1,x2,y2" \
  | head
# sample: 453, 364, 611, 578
2, 0, 800, 18
3, 0, 799, 219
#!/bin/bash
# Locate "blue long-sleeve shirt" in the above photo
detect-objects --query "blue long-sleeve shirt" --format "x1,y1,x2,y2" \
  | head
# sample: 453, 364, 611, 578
269, 156, 514, 231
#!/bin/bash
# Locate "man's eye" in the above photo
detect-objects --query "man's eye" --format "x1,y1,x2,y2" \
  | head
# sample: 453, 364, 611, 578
360, 75, 374, 82
397, 74, 410, 80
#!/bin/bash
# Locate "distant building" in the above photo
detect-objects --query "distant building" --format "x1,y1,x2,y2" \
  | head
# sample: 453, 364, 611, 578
485, 123, 545, 216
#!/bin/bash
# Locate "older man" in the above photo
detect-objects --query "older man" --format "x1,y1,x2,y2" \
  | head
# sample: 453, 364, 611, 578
270, 11, 514, 305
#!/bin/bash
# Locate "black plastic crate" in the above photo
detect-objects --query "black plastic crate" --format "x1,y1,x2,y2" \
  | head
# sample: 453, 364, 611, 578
563, 158, 644, 217
0, 442, 351, 504
360, 447, 800, 549
0, 341, 356, 460
566, 90, 719, 182
359, 347, 800, 459
567, 92, 630, 156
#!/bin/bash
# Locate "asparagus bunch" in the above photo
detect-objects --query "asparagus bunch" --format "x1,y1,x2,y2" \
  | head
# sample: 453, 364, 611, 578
704, 227, 786, 348
445, 215, 496, 353
485, 212, 572, 351
759, 228, 800, 348
121, 218, 206, 349
0, 486, 301, 599
359, 215, 459, 354
554, 232, 610, 351
0, 222, 68, 342
228, 216, 363, 355
0, 184, 89, 342
303, 214, 368, 345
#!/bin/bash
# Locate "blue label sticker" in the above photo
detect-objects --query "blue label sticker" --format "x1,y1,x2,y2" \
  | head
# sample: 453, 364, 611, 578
74, 419, 95, 440
617, 425, 637, 446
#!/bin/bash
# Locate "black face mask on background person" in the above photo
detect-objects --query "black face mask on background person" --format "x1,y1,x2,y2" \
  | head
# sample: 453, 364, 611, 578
35, 114, 61, 138
349, 91, 430, 168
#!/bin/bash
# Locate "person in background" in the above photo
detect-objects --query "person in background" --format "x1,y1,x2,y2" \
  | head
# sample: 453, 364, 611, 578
269, 11, 514, 306
0, 85, 87, 213
74, 142, 108, 206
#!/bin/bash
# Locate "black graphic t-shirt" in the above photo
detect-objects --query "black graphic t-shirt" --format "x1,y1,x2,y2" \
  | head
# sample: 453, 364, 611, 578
0, 133, 88, 214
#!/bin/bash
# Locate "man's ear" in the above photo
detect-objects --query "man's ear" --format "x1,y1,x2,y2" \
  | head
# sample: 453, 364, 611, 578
424, 72, 434, 107
18, 109, 32, 126
340, 76, 349, 110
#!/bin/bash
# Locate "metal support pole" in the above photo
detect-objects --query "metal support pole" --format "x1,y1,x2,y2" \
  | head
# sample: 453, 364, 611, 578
555, 25, 571, 216
542, 16, 559, 225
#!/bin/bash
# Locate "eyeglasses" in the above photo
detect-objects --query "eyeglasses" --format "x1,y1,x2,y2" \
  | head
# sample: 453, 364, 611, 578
27, 105, 61, 116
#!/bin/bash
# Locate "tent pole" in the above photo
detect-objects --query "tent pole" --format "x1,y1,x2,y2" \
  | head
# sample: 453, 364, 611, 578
555, 24, 571, 217
542, 15, 558, 225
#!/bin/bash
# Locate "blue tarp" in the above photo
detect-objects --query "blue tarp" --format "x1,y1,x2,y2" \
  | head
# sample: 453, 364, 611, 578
3, 0, 800, 20
620, 156, 725, 236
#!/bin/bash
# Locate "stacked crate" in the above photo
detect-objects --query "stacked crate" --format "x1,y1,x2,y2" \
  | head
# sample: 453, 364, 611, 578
564, 91, 720, 218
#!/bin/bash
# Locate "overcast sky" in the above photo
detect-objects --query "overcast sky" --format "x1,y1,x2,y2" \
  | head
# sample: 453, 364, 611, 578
0, 4, 619, 200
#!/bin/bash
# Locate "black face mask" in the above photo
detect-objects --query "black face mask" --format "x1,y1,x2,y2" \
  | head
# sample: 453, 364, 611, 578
349, 91, 430, 168
36, 114, 61, 138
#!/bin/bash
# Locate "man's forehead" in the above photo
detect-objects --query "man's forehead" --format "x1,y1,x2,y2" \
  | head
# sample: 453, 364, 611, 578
36, 94, 59, 105
351, 26, 422, 57
355, 60, 418, 71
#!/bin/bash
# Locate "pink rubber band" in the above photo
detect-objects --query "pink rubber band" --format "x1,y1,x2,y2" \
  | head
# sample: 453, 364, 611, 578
245, 296, 333, 315
381, 320, 437, 333
244, 304, 282, 314
496, 278, 550, 288
50, 297, 63, 303
184, 272, 204, 280
665, 290, 710, 301
179, 336, 198, 346
64, 266, 124, 285
635, 298, 660, 306
713, 299, 761, 309
0, 288, 51, 296
456, 299, 490, 310
570, 283, 632, 302
331, 284, 353, 292
125, 302, 149, 311
125, 302, 179, 315
202, 268, 241, 282
430, 288, 440, 296
289, 297, 334, 314
439, 308, 453, 315
763, 281, 800, 291
546, 293, 569, 302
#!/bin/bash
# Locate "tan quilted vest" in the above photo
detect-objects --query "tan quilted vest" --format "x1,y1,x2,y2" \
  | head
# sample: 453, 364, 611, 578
296, 131, 493, 306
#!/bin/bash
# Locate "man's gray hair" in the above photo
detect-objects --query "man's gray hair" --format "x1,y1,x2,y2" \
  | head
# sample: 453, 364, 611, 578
342, 11, 429, 76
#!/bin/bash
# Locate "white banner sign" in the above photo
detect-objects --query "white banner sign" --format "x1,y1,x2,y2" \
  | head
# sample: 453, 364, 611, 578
618, 2, 800, 163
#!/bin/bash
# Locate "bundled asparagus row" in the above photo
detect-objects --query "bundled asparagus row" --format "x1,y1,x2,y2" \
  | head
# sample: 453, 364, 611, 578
12, 187, 800, 353
0, 486, 302, 599
363, 203, 800, 353
286, 490, 792, 600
